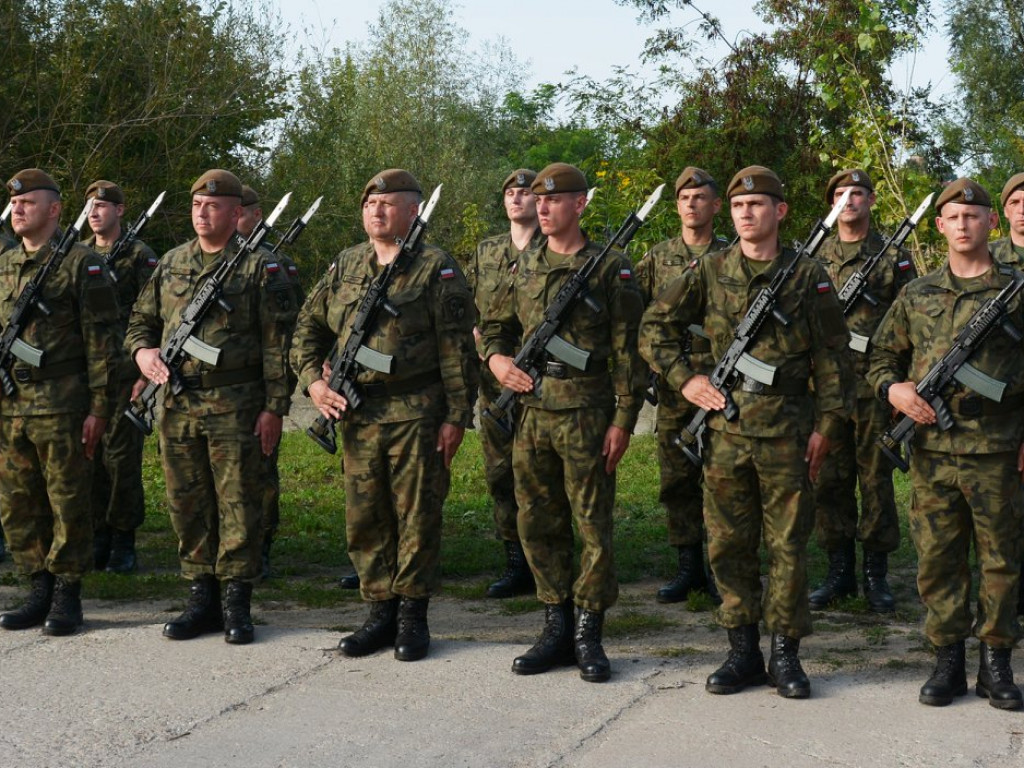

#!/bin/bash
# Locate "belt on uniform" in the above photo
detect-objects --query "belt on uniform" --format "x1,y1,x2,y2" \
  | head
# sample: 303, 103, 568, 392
12, 357, 86, 383
543, 360, 607, 380
955, 392, 1024, 418
738, 376, 808, 396
179, 365, 263, 390
362, 369, 442, 398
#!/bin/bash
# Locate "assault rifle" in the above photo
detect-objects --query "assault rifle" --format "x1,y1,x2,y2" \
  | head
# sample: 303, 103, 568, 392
102, 191, 166, 282
270, 196, 322, 254
839, 192, 933, 352
878, 269, 1024, 472
0, 200, 95, 397
674, 189, 853, 467
124, 193, 292, 434
307, 185, 443, 454
483, 184, 665, 434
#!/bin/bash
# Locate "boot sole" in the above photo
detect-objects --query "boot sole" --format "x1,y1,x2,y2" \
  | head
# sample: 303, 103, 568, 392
706, 673, 768, 695
512, 655, 576, 675
162, 623, 224, 640
919, 685, 967, 707
975, 685, 1024, 710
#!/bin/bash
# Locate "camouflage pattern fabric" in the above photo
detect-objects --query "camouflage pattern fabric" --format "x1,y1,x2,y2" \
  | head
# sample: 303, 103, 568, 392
812, 230, 915, 553
290, 241, 477, 599
991, 237, 1024, 268
468, 227, 544, 542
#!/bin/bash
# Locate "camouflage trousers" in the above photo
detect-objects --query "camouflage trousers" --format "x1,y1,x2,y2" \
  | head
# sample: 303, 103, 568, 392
909, 448, 1022, 648
0, 412, 93, 579
655, 398, 704, 547
158, 406, 264, 583
813, 396, 899, 552
340, 413, 449, 601
703, 429, 814, 638
478, 377, 519, 542
91, 383, 145, 532
261, 446, 280, 540
513, 405, 618, 612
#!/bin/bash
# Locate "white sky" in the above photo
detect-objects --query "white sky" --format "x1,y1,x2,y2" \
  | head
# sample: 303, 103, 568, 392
274, 0, 954, 102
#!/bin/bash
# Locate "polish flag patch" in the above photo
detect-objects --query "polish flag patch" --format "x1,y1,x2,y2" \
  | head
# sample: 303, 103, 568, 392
87, 264, 102, 276
266, 262, 281, 274
287, 264, 298, 276
619, 267, 633, 280
146, 256, 159, 267
897, 259, 912, 271
816, 281, 831, 294
440, 267, 456, 280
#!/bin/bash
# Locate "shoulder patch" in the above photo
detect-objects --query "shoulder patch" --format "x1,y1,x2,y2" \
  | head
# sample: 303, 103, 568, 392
816, 281, 832, 294
87, 264, 103, 277
619, 267, 633, 280
265, 261, 281, 274
897, 258, 912, 271
146, 256, 159, 267
439, 266, 456, 280
287, 264, 298, 276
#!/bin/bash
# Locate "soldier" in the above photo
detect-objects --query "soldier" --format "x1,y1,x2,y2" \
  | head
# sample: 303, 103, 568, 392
868, 178, 1024, 710
480, 162, 646, 683
992, 172, 1024, 268
468, 169, 544, 599
83, 180, 159, 574
236, 184, 304, 580
634, 166, 729, 604
640, 166, 852, 699
0, 169, 124, 635
808, 169, 917, 613
291, 169, 477, 662
126, 169, 292, 645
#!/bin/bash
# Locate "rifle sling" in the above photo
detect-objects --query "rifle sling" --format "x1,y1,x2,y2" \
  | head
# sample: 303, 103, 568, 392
738, 376, 808, 396
12, 357, 86, 383
362, 369, 442, 398
178, 365, 263, 390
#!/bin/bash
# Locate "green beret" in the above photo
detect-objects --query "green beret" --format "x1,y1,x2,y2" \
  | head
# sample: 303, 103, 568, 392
532, 163, 588, 195
727, 165, 784, 201
935, 178, 991, 213
361, 169, 422, 204
1000, 172, 1024, 208
240, 184, 260, 207
85, 180, 124, 205
7, 168, 60, 197
191, 169, 243, 198
502, 169, 537, 191
825, 168, 873, 203
674, 166, 717, 197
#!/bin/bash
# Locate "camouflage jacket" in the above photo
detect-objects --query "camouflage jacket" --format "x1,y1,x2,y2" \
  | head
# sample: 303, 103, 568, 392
991, 237, 1024, 269
639, 242, 853, 441
867, 260, 1024, 454
634, 234, 730, 408
83, 235, 159, 328
125, 238, 294, 417
816, 229, 917, 398
290, 242, 478, 428
478, 239, 646, 432
0, 240, 124, 418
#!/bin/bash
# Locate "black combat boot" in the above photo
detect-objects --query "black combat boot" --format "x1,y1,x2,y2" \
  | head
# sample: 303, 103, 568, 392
93, 524, 112, 571
339, 570, 360, 590
105, 529, 138, 575
512, 600, 576, 675
706, 624, 767, 694
42, 578, 84, 636
767, 634, 811, 698
808, 539, 857, 610
976, 643, 1023, 710
0, 570, 56, 630
486, 540, 535, 599
162, 575, 223, 640
656, 544, 709, 604
338, 598, 399, 657
260, 533, 273, 581
919, 641, 967, 706
394, 597, 430, 661
575, 609, 611, 683
862, 549, 895, 613
223, 580, 255, 645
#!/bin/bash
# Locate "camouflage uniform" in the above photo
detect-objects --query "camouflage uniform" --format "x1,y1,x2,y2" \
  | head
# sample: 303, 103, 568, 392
0, 241, 124, 578
125, 238, 293, 582
991, 238, 1024, 268
640, 243, 851, 637
479, 240, 646, 611
290, 243, 477, 600
868, 261, 1024, 648
812, 230, 916, 553
634, 234, 729, 550
467, 226, 544, 542
84, 236, 158, 536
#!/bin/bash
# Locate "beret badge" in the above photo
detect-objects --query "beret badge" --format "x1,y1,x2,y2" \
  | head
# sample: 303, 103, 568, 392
516, 173, 526, 186
963, 186, 974, 202
742, 176, 754, 191
10, 179, 21, 192
544, 177, 555, 191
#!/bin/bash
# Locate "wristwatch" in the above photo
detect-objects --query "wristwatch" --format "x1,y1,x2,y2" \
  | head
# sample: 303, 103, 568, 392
879, 380, 894, 403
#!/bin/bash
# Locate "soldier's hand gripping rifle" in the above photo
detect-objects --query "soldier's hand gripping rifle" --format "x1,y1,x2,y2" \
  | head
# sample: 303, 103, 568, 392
103, 191, 166, 282
838, 192, 933, 352
673, 189, 853, 467
124, 193, 292, 435
270, 196, 322, 254
878, 270, 1024, 472
483, 184, 665, 435
306, 185, 443, 454
0, 199, 95, 397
